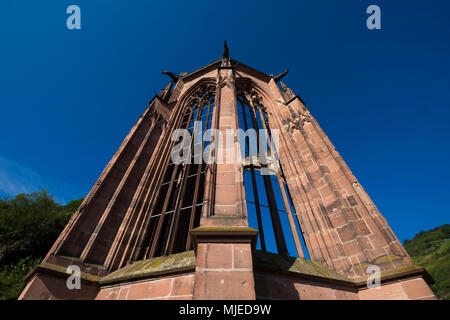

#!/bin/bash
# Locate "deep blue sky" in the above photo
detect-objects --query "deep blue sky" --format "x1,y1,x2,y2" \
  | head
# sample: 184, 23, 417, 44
1, 0, 449, 244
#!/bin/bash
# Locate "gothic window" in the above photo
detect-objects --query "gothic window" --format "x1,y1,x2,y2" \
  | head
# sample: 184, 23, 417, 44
140, 84, 215, 259
237, 94, 309, 259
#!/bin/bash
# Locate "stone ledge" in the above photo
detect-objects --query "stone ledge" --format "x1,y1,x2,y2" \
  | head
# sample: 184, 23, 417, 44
24, 262, 100, 286
100, 251, 196, 285
190, 226, 259, 253
352, 264, 434, 288
253, 250, 434, 289
24, 251, 197, 287
254, 251, 353, 288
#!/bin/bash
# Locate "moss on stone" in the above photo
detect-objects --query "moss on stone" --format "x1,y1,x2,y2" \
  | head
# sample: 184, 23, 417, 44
352, 262, 423, 283
38, 250, 425, 288
352, 262, 372, 271
254, 251, 426, 286
38, 262, 100, 283
100, 250, 196, 284
253, 250, 350, 282
374, 255, 402, 265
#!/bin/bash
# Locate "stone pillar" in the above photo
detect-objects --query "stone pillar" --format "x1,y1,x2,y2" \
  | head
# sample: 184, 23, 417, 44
203, 64, 247, 225
192, 55, 257, 299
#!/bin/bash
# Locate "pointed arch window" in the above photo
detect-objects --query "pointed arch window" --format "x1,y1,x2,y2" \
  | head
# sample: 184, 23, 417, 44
140, 85, 215, 259
237, 94, 309, 259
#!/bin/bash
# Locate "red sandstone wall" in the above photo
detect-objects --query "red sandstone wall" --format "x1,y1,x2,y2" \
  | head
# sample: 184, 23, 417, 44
254, 272, 436, 300
358, 277, 436, 300
193, 243, 256, 300
96, 274, 195, 300
254, 272, 358, 300
18, 273, 98, 300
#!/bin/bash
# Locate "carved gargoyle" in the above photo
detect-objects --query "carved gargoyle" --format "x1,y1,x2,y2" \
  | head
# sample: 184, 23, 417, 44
273, 69, 289, 83
162, 70, 179, 83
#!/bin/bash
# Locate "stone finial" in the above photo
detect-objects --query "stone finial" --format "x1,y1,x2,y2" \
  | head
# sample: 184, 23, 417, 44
221, 41, 231, 67
223, 40, 230, 60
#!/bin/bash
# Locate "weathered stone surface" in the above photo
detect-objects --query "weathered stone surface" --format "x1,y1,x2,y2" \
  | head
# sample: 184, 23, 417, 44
100, 250, 196, 284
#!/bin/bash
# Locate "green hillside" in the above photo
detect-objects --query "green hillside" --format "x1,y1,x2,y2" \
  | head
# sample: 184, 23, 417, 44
403, 224, 450, 300
0, 191, 81, 300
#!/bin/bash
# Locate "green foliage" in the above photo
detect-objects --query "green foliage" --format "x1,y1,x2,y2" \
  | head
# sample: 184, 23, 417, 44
403, 224, 450, 300
0, 256, 42, 300
0, 190, 82, 300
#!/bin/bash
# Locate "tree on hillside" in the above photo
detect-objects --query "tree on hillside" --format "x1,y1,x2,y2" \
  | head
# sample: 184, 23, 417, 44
0, 190, 82, 300
403, 224, 450, 300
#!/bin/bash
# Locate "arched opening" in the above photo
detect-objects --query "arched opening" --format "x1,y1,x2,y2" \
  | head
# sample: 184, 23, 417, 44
140, 84, 215, 259
237, 93, 310, 259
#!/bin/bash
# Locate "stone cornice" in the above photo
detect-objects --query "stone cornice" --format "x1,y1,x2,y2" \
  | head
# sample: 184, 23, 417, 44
190, 226, 259, 253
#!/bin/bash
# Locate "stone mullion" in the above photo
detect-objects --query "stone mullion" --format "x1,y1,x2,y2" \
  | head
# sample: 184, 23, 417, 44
148, 107, 195, 258
277, 177, 305, 258
270, 111, 329, 260
266, 113, 329, 262
79, 115, 156, 263
234, 105, 247, 221
241, 99, 267, 252
50, 105, 152, 259
126, 95, 194, 264
255, 105, 304, 258
124, 127, 178, 263
265, 98, 346, 269
200, 85, 221, 220
247, 101, 287, 254
264, 98, 335, 266
185, 100, 213, 250
122, 131, 175, 263
165, 99, 206, 255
